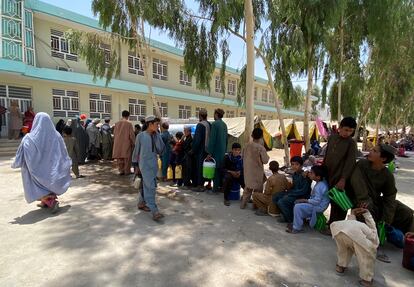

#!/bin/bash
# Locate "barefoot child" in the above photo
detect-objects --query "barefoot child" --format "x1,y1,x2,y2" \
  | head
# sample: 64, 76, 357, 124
331, 207, 379, 287
253, 160, 288, 216
287, 165, 329, 233
63, 126, 84, 179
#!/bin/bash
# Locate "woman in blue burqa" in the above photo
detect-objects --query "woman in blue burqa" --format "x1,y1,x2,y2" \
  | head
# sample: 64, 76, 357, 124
12, 112, 72, 213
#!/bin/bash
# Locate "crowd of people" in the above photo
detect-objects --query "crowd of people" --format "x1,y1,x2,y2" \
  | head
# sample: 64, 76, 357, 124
9, 108, 414, 286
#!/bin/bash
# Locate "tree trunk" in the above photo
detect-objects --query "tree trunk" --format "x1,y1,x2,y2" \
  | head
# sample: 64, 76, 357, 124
244, 0, 255, 143
262, 58, 290, 167
374, 93, 387, 145
337, 14, 344, 122
136, 19, 161, 119
304, 46, 314, 152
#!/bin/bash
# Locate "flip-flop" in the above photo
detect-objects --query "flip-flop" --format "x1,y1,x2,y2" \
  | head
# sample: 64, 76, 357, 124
152, 213, 164, 221
358, 279, 373, 287
335, 264, 346, 276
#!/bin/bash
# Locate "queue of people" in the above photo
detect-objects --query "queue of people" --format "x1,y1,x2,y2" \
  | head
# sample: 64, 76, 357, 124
9, 110, 414, 286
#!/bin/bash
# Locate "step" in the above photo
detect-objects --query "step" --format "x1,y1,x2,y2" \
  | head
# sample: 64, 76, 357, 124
0, 151, 16, 157
0, 142, 20, 148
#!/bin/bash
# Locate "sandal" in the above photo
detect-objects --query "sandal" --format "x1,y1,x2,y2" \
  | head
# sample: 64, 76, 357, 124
358, 279, 373, 287
152, 213, 164, 221
137, 204, 151, 212
376, 253, 391, 263
335, 264, 346, 276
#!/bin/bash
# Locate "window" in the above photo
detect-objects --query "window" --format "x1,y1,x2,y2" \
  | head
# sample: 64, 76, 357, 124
261, 114, 267, 120
228, 79, 236, 96
128, 51, 144, 76
262, 89, 268, 102
99, 43, 111, 65
226, 110, 235, 118
180, 67, 192, 86
153, 102, 168, 118
50, 29, 77, 61
52, 89, 79, 118
215, 76, 223, 93
89, 93, 111, 118
178, 105, 191, 119
269, 91, 275, 103
128, 99, 146, 121
254, 87, 257, 101
239, 111, 246, 117
152, 58, 168, 81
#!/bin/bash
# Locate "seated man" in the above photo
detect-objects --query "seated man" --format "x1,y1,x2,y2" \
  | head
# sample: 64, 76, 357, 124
272, 156, 311, 223
222, 143, 245, 206
350, 144, 414, 235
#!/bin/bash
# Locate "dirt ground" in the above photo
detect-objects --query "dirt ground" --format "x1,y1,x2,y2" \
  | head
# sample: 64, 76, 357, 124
0, 150, 413, 287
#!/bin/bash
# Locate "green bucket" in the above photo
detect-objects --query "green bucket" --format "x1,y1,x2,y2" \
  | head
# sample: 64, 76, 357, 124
377, 221, 386, 246
328, 187, 353, 211
388, 161, 395, 173
314, 213, 327, 231
202, 158, 216, 179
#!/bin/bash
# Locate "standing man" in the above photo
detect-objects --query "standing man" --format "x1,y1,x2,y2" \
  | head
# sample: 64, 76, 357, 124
113, 110, 135, 175
182, 126, 194, 189
101, 117, 113, 161
0, 104, 7, 138
160, 122, 172, 181
86, 118, 101, 161
191, 109, 210, 192
207, 108, 228, 194
132, 116, 165, 221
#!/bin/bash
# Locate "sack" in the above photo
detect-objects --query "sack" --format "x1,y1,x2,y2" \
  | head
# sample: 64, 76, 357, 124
133, 176, 141, 189
328, 188, 353, 211
167, 165, 173, 180
377, 221, 386, 246
386, 225, 404, 248
175, 165, 182, 179
314, 213, 327, 231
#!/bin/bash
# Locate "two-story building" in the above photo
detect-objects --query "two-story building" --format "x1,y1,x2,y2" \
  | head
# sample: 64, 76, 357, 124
0, 0, 304, 137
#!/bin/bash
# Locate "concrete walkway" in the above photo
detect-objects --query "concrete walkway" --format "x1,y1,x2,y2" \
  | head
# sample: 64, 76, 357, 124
0, 150, 413, 287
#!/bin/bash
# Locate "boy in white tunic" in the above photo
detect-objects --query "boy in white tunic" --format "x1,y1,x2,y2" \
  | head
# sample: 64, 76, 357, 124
331, 207, 379, 287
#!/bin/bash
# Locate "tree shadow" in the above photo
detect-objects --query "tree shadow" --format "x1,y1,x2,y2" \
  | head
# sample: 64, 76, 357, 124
10, 205, 71, 225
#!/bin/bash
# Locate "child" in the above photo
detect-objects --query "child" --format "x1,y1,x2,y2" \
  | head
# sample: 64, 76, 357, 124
241, 128, 270, 209
286, 165, 329, 233
172, 132, 184, 187
323, 117, 357, 231
331, 207, 379, 287
253, 160, 288, 216
222, 143, 245, 206
272, 156, 311, 223
63, 126, 84, 179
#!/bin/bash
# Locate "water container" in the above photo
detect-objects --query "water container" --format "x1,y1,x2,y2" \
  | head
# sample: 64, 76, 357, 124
328, 188, 353, 211
402, 233, 414, 271
202, 158, 216, 179
229, 181, 240, 200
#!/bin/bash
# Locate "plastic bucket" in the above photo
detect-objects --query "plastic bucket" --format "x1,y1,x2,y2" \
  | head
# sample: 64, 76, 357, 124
202, 158, 216, 179
289, 140, 304, 159
314, 213, 327, 231
328, 188, 353, 211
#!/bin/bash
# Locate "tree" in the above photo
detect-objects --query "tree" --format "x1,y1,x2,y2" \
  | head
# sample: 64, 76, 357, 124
265, 0, 341, 151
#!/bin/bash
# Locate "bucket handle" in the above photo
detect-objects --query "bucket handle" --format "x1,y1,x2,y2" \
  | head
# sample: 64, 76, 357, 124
204, 157, 216, 164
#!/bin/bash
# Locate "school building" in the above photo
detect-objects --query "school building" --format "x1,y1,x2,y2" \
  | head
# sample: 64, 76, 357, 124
0, 0, 305, 137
